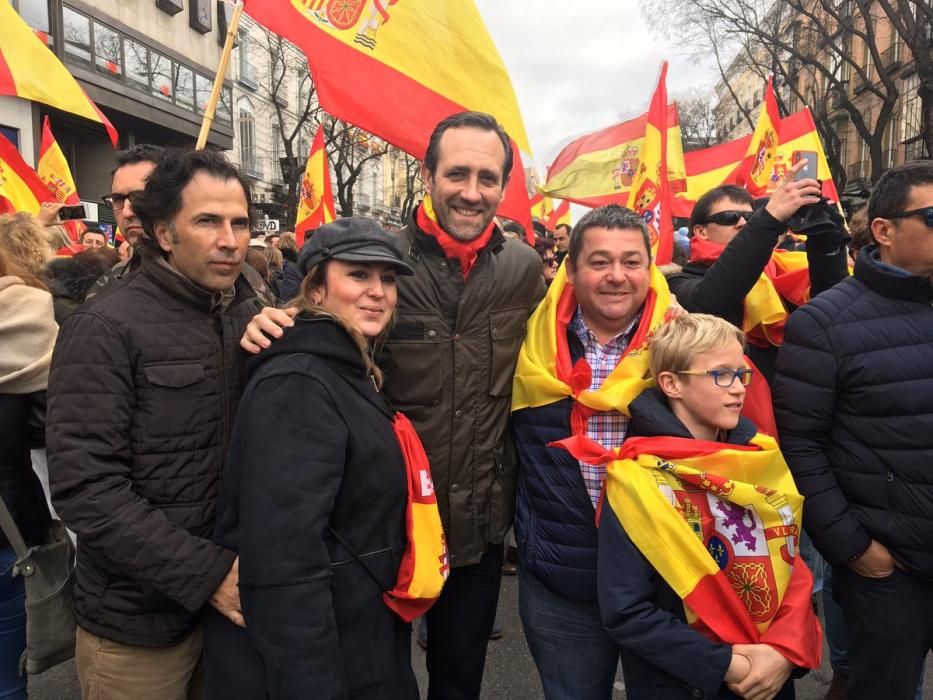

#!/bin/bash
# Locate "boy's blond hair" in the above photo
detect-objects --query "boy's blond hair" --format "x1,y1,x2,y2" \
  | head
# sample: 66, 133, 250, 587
648, 313, 746, 379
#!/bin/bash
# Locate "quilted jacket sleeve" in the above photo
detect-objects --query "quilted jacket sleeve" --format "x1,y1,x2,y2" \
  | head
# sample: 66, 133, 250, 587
47, 311, 235, 612
772, 306, 872, 564
233, 372, 349, 698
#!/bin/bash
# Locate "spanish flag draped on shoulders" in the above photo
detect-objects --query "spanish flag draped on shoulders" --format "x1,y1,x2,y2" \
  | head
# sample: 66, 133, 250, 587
590, 405, 822, 686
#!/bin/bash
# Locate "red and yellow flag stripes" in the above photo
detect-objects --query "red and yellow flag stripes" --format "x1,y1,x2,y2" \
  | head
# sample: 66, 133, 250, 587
245, 0, 533, 232
37, 117, 85, 241
0, 132, 53, 215
597, 434, 822, 668
540, 106, 686, 210
0, 2, 118, 146
546, 199, 571, 230
294, 125, 336, 246
730, 76, 781, 195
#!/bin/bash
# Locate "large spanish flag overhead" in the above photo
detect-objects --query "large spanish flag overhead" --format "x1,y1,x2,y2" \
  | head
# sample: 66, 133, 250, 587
0, 132, 54, 215
674, 108, 840, 217
37, 117, 85, 241
0, 1, 118, 146
294, 124, 336, 245
245, 0, 533, 230
539, 106, 686, 209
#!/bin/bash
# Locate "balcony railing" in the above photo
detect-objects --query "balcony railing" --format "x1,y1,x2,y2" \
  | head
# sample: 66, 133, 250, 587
238, 60, 258, 89
853, 72, 870, 94
847, 160, 869, 184
831, 81, 849, 109
881, 41, 903, 70
355, 193, 372, 213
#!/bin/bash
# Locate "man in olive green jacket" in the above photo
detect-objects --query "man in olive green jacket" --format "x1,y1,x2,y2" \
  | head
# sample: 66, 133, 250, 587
244, 111, 544, 699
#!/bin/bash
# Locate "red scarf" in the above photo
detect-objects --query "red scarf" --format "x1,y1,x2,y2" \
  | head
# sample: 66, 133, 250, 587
384, 412, 449, 622
415, 197, 495, 278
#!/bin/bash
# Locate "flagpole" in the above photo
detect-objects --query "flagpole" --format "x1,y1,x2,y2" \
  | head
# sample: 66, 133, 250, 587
196, 0, 245, 150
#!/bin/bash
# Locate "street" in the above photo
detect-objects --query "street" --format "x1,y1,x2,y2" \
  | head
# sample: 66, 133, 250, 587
29, 572, 933, 698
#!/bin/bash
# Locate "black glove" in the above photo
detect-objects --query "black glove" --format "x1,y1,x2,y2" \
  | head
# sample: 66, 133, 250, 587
786, 199, 850, 251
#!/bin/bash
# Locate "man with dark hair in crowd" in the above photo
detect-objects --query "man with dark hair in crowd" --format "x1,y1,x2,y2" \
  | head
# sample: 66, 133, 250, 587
667, 159, 849, 381
79, 226, 107, 250
243, 110, 544, 698
87, 144, 164, 297
773, 160, 933, 700
553, 221, 571, 266
47, 149, 264, 699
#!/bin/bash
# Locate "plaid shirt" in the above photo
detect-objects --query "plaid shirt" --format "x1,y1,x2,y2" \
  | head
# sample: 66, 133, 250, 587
570, 307, 641, 508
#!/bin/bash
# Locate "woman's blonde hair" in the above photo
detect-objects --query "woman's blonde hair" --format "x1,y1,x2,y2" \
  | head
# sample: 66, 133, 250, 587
648, 313, 746, 379
263, 244, 283, 270
289, 261, 391, 388
277, 232, 299, 253
0, 213, 54, 274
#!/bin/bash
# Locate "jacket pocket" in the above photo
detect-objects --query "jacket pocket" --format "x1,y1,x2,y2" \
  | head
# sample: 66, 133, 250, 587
382, 314, 444, 406
330, 547, 398, 694
141, 362, 206, 438
488, 308, 527, 397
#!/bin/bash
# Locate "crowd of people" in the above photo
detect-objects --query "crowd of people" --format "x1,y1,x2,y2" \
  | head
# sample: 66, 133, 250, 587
0, 109, 930, 700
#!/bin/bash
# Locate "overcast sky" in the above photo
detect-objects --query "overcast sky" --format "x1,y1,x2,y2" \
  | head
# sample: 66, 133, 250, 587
474, 1, 718, 176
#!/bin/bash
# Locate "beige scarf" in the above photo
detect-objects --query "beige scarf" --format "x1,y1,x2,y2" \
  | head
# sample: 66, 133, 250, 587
0, 277, 58, 394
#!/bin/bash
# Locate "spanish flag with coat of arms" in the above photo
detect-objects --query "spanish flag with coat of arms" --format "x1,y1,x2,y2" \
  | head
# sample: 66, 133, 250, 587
37, 117, 85, 242
294, 124, 336, 245
245, 0, 534, 235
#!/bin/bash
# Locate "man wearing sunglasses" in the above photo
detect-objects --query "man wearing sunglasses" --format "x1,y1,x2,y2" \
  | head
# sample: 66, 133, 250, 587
773, 160, 933, 700
667, 158, 849, 382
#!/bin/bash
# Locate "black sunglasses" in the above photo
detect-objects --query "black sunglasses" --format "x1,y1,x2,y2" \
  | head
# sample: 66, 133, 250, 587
702, 210, 755, 226
886, 207, 933, 228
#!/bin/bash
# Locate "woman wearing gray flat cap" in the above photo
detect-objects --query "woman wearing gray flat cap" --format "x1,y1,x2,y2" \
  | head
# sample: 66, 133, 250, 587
205, 218, 447, 699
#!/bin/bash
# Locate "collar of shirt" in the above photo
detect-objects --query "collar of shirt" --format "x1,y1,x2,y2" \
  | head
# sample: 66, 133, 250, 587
570, 306, 642, 354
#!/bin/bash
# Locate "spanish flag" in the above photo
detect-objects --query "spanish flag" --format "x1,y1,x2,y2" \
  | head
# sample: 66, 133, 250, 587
545, 199, 571, 230
628, 62, 676, 265
0, 132, 54, 215
539, 107, 686, 209
244, 0, 533, 234
730, 76, 782, 195
529, 193, 554, 222
37, 117, 85, 242
673, 108, 841, 217
0, 2, 118, 146
294, 125, 336, 246
590, 433, 821, 668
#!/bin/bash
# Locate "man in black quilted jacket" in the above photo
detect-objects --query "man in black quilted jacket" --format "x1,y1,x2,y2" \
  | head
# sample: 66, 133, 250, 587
772, 160, 933, 700
47, 149, 264, 699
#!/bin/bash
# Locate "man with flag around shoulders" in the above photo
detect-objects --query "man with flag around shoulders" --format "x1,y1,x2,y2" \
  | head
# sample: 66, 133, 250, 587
510, 204, 680, 697
596, 313, 821, 700
666, 158, 849, 383
242, 111, 545, 699
772, 160, 933, 700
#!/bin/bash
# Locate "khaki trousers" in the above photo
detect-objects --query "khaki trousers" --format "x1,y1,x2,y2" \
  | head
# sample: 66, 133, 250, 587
75, 625, 204, 700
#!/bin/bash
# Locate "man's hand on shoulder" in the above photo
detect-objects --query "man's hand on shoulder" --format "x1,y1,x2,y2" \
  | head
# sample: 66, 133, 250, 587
210, 557, 244, 627
241, 307, 298, 354
848, 539, 897, 579
765, 159, 822, 223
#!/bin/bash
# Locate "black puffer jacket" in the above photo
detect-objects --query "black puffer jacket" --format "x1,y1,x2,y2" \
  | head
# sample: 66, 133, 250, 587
773, 247, 933, 579
206, 315, 417, 699
667, 206, 848, 381
47, 250, 264, 647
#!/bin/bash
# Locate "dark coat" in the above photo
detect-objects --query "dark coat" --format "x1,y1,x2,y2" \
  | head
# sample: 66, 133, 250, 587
0, 392, 52, 552
47, 251, 263, 647
206, 315, 417, 699
379, 211, 545, 567
773, 247, 933, 579
512, 327, 600, 602
667, 207, 849, 382
597, 389, 795, 700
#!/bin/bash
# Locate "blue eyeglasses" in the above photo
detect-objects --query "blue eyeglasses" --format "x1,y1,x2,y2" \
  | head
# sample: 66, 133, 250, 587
886, 207, 933, 228
676, 368, 753, 387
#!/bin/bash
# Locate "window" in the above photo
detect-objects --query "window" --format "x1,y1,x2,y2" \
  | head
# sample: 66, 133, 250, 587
93, 21, 122, 78
217, 86, 233, 126
195, 73, 212, 114
124, 38, 149, 92
238, 99, 257, 171
151, 52, 173, 101
901, 73, 924, 159
62, 7, 91, 65
15, 0, 49, 33
175, 64, 194, 108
